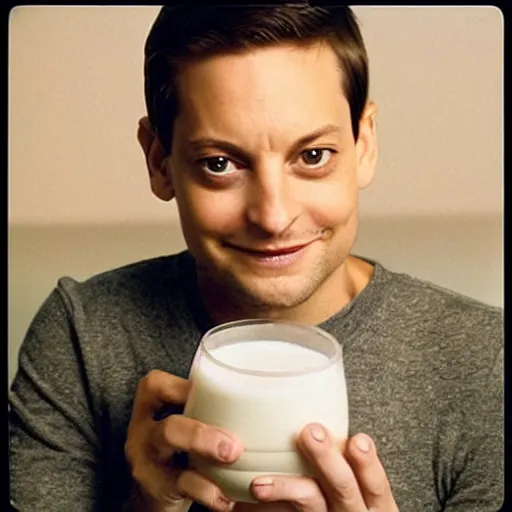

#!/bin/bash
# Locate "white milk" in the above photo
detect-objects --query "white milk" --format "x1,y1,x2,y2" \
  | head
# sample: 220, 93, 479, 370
213, 340, 330, 371
184, 339, 348, 503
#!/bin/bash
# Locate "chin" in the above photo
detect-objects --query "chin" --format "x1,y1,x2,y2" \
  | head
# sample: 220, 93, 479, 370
195, 243, 349, 311
224, 273, 326, 310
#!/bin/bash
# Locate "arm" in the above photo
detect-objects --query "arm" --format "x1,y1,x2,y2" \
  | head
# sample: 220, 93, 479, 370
9, 286, 102, 510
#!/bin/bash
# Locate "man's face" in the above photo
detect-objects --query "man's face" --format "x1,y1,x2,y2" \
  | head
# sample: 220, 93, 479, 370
159, 42, 376, 310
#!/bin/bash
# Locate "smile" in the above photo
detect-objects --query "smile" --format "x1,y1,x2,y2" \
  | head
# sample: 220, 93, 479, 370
224, 242, 315, 269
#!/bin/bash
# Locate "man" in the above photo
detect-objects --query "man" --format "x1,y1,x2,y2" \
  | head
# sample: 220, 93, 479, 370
9, 4, 503, 512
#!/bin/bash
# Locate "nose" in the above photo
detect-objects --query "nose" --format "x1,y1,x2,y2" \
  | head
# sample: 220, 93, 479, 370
245, 163, 298, 236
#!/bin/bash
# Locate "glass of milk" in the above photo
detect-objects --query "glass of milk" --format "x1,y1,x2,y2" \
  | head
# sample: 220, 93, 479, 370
183, 319, 348, 503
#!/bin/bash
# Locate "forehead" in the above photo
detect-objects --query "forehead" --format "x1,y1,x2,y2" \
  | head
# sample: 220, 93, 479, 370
173, 42, 349, 140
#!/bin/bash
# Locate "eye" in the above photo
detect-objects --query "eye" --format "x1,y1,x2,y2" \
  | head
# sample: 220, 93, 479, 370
199, 156, 240, 175
299, 148, 333, 169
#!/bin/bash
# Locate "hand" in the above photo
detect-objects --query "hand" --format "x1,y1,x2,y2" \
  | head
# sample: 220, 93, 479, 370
125, 370, 244, 511
240, 424, 398, 512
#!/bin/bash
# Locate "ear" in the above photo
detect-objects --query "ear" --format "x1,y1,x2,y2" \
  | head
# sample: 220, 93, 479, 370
137, 116, 175, 201
355, 102, 378, 190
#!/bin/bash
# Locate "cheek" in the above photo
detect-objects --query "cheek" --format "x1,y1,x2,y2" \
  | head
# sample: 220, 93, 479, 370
305, 173, 359, 227
175, 183, 245, 236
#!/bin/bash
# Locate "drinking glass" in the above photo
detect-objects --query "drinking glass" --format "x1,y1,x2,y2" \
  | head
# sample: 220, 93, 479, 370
183, 319, 348, 503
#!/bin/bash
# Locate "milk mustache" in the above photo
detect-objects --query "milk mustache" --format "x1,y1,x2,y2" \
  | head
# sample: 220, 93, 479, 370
184, 330, 348, 503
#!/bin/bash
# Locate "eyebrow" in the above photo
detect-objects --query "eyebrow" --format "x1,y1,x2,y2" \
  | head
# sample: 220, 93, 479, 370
185, 123, 343, 159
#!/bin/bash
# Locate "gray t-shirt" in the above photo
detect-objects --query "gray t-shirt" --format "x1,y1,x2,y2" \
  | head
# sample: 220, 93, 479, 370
9, 251, 503, 511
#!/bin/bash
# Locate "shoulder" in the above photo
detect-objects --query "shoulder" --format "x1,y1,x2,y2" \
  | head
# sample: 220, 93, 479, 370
19, 251, 198, 383
374, 263, 502, 380
22, 251, 195, 349
382, 265, 502, 328
54, 251, 192, 313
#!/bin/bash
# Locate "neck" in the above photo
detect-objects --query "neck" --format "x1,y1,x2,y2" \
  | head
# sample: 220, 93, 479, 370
196, 255, 374, 326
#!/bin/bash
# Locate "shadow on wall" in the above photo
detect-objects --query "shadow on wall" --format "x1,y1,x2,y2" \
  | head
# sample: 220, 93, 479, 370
8, 215, 502, 385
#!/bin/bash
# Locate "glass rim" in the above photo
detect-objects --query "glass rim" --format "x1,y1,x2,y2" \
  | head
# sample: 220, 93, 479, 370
200, 318, 342, 377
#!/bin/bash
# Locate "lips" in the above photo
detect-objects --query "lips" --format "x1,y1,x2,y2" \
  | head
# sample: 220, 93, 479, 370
225, 243, 309, 256
221, 241, 315, 270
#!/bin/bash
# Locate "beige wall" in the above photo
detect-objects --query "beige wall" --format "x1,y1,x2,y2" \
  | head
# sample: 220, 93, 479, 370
8, 7, 503, 384
9, 6, 503, 224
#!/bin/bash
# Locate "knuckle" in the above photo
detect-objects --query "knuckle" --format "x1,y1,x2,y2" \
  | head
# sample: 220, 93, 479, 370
190, 422, 209, 449
140, 369, 163, 393
332, 478, 359, 499
124, 434, 146, 467
161, 415, 180, 447
164, 417, 212, 454
365, 477, 391, 499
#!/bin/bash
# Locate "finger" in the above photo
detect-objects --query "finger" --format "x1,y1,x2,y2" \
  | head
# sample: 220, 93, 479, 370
345, 433, 399, 511
133, 370, 191, 417
251, 474, 328, 512
297, 423, 367, 511
177, 469, 235, 512
131, 461, 187, 507
154, 414, 244, 464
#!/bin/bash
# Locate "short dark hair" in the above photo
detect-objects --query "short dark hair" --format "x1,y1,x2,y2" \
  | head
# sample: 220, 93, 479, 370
144, 4, 368, 152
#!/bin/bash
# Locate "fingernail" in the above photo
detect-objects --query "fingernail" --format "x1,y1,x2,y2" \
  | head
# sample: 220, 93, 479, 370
218, 440, 232, 461
252, 477, 274, 499
309, 424, 327, 442
253, 477, 274, 486
355, 435, 371, 453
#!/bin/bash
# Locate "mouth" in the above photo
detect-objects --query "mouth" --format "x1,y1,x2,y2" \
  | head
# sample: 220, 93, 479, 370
226, 244, 308, 256
223, 241, 315, 268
